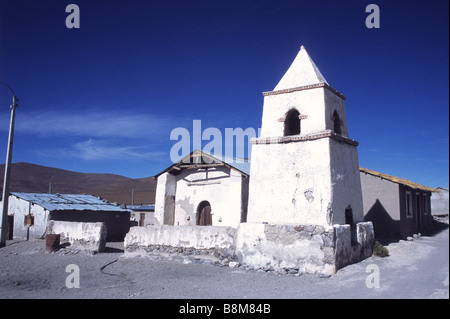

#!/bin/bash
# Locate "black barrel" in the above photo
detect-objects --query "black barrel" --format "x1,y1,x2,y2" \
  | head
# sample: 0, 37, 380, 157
46, 234, 60, 253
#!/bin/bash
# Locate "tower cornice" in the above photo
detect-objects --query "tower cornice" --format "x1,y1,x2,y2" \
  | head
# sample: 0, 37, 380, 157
250, 130, 358, 146
262, 82, 346, 100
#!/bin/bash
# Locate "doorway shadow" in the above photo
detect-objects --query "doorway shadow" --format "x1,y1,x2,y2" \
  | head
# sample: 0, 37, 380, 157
103, 242, 124, 253
364, 199, 401, 245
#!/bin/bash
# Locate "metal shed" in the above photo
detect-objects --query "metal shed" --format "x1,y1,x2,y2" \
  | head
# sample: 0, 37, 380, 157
6, 192, 131, 241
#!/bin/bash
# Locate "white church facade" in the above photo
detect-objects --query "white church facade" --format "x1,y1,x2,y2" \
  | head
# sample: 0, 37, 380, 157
153, 150, 250, 229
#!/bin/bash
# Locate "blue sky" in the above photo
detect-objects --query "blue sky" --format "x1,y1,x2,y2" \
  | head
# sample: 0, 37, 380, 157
0, 0, 448, 188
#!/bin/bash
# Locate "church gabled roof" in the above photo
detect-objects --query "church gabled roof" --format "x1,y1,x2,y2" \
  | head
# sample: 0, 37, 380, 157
274, 45, 328, 91
155, 150, 250, 177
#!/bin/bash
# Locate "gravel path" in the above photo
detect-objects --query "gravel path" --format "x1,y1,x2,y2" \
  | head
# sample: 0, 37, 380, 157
0, 224, 448, 300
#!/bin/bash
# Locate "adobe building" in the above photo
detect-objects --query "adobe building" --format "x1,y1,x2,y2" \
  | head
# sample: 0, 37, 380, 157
6, 192, 130, 241
360, 167, 436, 240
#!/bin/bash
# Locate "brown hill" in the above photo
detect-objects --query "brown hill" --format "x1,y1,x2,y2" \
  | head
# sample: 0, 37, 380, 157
0, 162, 156, 205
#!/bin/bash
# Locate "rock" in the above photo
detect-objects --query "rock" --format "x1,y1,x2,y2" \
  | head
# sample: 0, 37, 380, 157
202, 259, 213, 265
228, 261, 239, 268
288, 268, 299, 275
220, 259, 229, 267
312, 234, 324, 246
182, 259, 192, 265
407, 236, 414, 241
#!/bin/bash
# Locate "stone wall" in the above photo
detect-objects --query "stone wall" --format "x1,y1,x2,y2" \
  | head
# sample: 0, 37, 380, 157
235, 221, 374, 276
235, 223, 336, 275
124, 222, 374, 276
125, 225, 236, 253
334, 222, 374, 271
47, 220, 107, 254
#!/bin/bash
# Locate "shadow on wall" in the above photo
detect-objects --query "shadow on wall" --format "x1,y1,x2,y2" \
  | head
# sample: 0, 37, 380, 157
364, 199, 401, 245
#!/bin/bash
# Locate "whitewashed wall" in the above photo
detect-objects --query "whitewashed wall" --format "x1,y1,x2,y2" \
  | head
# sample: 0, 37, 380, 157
248, 137, 334, 228
7, 195, 49, 239
154, 167, 247, 228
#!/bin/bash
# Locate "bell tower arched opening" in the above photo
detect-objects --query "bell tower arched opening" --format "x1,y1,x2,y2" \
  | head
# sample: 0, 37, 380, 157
284, 109, 301, 136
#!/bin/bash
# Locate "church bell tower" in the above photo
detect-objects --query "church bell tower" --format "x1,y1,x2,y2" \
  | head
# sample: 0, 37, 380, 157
247, 45, 364, 229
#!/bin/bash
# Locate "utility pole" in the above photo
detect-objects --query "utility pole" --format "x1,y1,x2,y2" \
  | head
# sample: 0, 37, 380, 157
49, 176, 55, 194
0, 81, 18, 248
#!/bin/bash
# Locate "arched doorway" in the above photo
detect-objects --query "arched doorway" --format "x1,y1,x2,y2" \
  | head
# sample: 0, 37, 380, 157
197, 201, 212, 226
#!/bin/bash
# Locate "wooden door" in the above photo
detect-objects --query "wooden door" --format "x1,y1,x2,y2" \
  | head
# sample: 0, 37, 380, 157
198, 203, 212, 226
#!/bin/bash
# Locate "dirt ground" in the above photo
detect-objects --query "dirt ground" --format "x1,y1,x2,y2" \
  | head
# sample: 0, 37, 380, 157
0, 219, 448, 300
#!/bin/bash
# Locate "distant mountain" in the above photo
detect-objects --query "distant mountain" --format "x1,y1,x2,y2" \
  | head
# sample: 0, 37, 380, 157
0, 162, 156, 205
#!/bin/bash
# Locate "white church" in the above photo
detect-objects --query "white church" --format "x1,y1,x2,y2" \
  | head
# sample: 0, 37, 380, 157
125, 45, 375, 275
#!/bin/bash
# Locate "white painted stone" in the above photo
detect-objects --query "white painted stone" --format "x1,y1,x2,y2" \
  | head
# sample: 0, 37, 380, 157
154, 172, 177, 226
235, 223, 334, 276
124, 225, 236, 250
47, 220, 106, 253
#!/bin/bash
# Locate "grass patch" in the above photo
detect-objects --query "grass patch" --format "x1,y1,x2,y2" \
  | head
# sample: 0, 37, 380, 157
373, 240, 389, 257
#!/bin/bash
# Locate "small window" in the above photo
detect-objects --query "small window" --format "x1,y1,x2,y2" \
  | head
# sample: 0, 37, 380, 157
415, 193, 421, 216
405, 191, 413, 218
284, 109, 301, 136
423, 194, 429, 215
24, 214, 34, 227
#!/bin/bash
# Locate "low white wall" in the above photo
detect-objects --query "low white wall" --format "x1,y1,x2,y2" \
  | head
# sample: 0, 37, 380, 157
235, 221, 374, 275
334, 222, 374, 270
235, 223, 336, 275
125, 225, 236, 251
47, 220, 107, 253
123, 222, 374, 276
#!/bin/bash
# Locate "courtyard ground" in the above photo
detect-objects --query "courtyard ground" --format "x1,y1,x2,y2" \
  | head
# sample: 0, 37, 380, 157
0, 220, 448, 301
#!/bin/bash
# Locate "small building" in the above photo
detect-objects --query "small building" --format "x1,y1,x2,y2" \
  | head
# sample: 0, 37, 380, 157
154, 150, 250, 228
128, 204, 155, 226
431, 187, 449, 217
360, 168, 436, 240
6, 192, 131, 241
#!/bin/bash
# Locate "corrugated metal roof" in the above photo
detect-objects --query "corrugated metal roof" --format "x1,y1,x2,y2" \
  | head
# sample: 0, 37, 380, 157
359, 168, 437, 192
10, 192, 130, 212
127, 204, 155, 211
